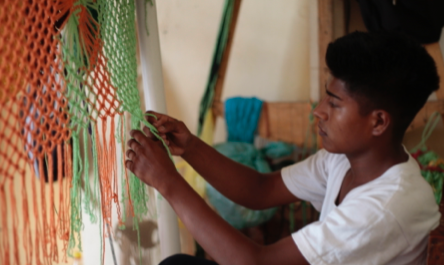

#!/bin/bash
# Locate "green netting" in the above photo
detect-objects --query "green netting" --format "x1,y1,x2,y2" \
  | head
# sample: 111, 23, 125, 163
98, 0, 148, 226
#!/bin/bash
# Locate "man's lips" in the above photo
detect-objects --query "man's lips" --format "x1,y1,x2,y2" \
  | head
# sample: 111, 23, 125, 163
318, 125, 327, 137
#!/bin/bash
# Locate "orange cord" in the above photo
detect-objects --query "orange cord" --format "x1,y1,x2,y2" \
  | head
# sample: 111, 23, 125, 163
0, 0, 137, 263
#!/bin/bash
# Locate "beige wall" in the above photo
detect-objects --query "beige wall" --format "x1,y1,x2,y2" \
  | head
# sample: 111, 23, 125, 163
157, 0, 311, 142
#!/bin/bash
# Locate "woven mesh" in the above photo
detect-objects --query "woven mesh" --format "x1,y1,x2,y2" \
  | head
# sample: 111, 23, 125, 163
0, 0, 160, 264
1, 1, 71, 264
98, 0, 150, 224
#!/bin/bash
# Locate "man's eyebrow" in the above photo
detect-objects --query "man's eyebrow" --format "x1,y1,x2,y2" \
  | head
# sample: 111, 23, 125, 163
326, 89, 342, 100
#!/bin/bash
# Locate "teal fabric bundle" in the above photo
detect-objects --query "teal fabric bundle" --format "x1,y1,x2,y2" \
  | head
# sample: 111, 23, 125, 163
225, 97, 263, 143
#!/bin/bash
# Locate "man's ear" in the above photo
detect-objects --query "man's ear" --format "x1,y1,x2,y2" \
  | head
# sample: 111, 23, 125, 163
371, 110, 391, 136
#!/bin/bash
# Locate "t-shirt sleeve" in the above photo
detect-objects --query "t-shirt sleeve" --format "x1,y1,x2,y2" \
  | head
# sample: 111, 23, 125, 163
281, 149, 330, 211
292, 198, 409, 265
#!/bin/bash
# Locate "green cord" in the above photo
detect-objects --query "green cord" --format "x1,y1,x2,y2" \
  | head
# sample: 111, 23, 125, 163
58, 0, 174, 260
289, 203, 295, 232
410, 112, 441, 153
197, 0, 235, 136
302, 201, 307, 227
144, 0, 154, 36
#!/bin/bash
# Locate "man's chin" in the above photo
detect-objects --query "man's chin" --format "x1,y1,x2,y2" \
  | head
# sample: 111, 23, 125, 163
321, 143, 343, 154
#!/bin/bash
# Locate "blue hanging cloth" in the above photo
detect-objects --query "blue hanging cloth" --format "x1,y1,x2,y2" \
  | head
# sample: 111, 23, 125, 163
225, 97, 263, 144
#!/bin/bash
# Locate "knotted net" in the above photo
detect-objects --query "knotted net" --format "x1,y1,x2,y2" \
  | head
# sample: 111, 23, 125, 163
0, 0, 158, 264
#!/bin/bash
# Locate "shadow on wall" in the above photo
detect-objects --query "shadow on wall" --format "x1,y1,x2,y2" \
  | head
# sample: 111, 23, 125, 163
115, 219, 159, 265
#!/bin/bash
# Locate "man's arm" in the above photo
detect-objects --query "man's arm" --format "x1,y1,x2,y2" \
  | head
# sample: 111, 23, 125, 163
183, 135, 297, 209
125, 130, 309, 265
146, 111, 299, 209
164, 175, 309, 265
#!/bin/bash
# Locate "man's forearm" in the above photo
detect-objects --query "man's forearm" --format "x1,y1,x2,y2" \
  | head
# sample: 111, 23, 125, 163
160, 176, 308, 265
162, 176, 260, 265
181, 135, 269, 209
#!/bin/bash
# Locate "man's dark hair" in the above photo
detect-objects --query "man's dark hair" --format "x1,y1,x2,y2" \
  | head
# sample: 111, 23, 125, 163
326, 31, 439, 140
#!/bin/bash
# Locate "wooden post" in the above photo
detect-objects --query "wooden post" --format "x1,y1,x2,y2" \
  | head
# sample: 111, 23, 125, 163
318, 0, 334, 99
211, 0, 243, 120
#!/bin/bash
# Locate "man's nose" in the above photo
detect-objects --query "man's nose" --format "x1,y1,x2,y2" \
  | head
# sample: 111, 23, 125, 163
313, 98, 328, 121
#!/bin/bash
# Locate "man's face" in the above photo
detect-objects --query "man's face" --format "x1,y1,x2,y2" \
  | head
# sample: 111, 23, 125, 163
314, 77, 374, 155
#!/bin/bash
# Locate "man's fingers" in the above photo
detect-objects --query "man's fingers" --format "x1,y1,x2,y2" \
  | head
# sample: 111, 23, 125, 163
125, 160, 134, 172
142, 126, 157, 140
161, 135, 170, 145
145, 110, 170, 127
143, 126, 169, 146
126, 149, 136, 160
130, 130, 148, 146
145, 110, 160, 124
157, 120, 179, 134
127, 139, 142, 153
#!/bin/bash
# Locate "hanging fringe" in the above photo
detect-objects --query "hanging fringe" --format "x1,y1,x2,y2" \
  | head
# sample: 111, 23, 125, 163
30, 169, 42, 265
0, 181, 9, 265
68, 134, 83, 256
57, 143, 71, 263
19, 168, 32, 265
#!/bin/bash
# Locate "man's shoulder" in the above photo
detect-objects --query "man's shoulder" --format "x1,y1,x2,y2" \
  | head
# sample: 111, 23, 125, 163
353, 156, 433, 208
350, 157, 440, 241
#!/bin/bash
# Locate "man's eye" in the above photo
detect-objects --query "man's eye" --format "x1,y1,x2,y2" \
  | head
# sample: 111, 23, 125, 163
328, 101, 337, 108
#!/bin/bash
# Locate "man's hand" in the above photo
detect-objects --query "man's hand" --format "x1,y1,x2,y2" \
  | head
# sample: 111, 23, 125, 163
125, 128, 180, 192
145, 111, 195, 157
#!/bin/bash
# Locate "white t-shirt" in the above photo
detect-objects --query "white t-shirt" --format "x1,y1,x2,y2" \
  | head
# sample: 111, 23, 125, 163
282, 149, 441, 265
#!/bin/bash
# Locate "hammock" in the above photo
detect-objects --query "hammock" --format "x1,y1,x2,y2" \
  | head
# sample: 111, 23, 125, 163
0, 1, 164, 264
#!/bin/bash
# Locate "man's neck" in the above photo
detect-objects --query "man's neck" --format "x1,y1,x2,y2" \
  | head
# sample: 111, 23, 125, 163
345, 144, 409, 184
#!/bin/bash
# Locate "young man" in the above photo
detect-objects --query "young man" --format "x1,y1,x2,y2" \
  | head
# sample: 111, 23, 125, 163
125, 31, 441, 264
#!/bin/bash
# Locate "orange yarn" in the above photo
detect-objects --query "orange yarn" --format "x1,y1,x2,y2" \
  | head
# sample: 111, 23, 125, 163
1, 0, 70, 263
1, 0, 139, 263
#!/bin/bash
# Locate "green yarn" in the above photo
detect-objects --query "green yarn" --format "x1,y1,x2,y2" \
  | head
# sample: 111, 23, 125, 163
117, 115, 128, 228
411, 112, 441, 153
98, 0, 149, 222
144, 0, 154, 36
89, 122, 101, 224
289, 203, 295, 233
98, 0, 172, 223
60, 2, 102, 255
68, 135, 83, 255
58, 0, 174, 260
